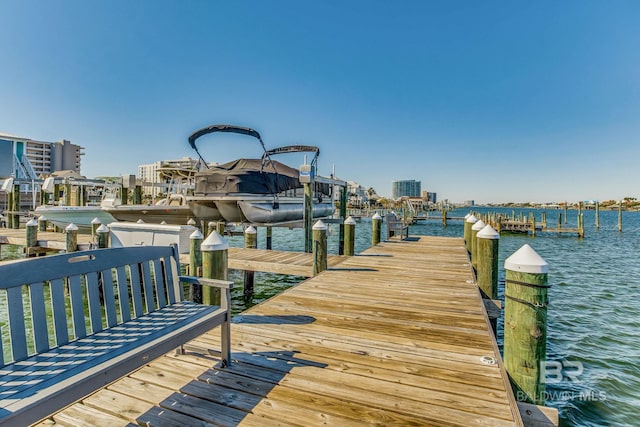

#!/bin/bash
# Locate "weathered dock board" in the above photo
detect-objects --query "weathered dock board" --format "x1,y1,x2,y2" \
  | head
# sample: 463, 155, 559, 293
0, 228, 93, 251
36, 236, 524, 426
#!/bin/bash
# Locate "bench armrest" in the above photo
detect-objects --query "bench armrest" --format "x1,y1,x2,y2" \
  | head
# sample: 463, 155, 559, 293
179, 275, 234, 289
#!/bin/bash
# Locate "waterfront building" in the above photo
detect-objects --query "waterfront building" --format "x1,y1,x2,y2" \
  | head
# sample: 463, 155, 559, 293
0, 132, 84, 180
347, 181, 368, 206
392, 179, 421, 199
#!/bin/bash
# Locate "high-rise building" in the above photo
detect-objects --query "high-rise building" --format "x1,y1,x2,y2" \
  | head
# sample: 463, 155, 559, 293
0, 132, 84, 179
392, 180, 421, 199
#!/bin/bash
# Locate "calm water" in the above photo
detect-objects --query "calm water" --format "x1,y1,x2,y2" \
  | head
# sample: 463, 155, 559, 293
1, 209, 637, 426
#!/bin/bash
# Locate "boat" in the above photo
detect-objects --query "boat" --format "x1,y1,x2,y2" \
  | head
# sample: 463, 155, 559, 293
186, 124, 335, 224
34, 205, 116, 232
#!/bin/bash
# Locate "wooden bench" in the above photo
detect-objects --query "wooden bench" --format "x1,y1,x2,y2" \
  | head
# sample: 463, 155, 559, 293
0, 244, 232, 426
385, 213, 409, 240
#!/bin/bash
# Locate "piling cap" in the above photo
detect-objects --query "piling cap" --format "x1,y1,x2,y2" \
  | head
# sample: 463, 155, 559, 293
245, 225, 257, 234
160, 220, 167, 225
201, 230, 229, 251
466, 214, 478, 223
464, 213, 471, 219
96, 224, 110, 233
38, 215, 47, 221
65, 223, 79, 231
472, 219, 486, 231
189, 229, 204, 239
91, 217, 102, 225
477, 224, 499, 239
187, 218, 196, 226
372, 213, 382, 220
26, 218, 38, 227
136, 219, 145, 224
344, 216, 356, 225
313, 220, 327, 230
504, 244, 549, 274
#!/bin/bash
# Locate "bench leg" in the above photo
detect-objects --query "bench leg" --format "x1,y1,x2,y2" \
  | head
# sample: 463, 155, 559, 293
220, 316, 231, 367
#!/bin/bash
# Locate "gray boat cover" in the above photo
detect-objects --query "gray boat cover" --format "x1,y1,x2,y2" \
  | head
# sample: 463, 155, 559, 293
194, 159, 330, 196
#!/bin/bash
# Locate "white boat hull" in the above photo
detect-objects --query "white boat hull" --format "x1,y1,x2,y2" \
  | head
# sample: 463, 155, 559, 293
34, 206, 116, 232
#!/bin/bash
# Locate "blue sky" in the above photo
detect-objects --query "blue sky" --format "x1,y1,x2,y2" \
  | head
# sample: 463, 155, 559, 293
1, 1, 639, 203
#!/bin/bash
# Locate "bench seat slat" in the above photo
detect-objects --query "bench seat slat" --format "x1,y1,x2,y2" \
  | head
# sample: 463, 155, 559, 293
29, 283, 50, 354
49, 278, 69, 347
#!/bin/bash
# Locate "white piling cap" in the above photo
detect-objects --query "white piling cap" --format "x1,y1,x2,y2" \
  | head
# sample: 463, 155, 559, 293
38, 215, 47, 221
372, 213, 382, 220
187, 218, 196, 226
96, 224, 110, 233
344, 216, 356, 225
504, 244, 549, 274
464, 213, 471, 219
26, 218, 38, 227
472, 219, 486, 231
189, 229, 204, 239
313, 220, 327, 230
136, 219, 145, 224
477, 224, 499, 240
245, 225, 257, 234
466, 214, 478, 223
160, 220, 167, 225
91, 217, 102, 225
201, 230, 229, 251
65, 223, 78, 231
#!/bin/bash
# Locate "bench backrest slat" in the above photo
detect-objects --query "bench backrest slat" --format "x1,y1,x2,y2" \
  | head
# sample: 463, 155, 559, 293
50, 278, 69, 346
7, 286, 27, 361
86, 272, 103, 333
165, 255, 180, 304
29, 282, 50, 354
153, 259, 167, 309
115, 266, 131, 323
68, 275, 87, 339
102, 269, 118, 328
129, 264, 145, 318
141, 262, 155, 313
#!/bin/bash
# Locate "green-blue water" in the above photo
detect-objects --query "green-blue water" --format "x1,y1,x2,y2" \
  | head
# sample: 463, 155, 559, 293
2, 209, 637, 426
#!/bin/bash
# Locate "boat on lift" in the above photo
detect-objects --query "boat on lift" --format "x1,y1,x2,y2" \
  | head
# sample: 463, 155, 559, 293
186, 124, 335, 224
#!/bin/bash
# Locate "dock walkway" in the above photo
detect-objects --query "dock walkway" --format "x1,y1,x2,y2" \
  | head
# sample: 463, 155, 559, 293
37, 236, 523, 426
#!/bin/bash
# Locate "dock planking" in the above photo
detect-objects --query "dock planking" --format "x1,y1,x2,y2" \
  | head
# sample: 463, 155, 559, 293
35, 236, 523, 426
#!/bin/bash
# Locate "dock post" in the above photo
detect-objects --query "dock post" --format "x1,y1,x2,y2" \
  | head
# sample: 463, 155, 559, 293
134, 184, 142, 205
503, 244, 549, 405
618, 201, 622, 232
96, 224, 110, 248
442, 209, 447, 228
464, 214, 478, 254
304, 182, 313, 253
372, 213, 382, 245
578, 213, 584, 238
477, 225, 499, 299
120, 185, 128, 205
91, 218, 102, 244
266, 226, 272, 250
595, 201, 600, 229
201, 220, 209, 237
558, 213, 562, 230
344, 216, 356, 256
187, 218, 197, 228
471, 219, 485, 270
339, 186, 347, 255
216, 221, 226, 236
65, 223, 78, 253
189, 229, 204, 302
531, 215, 536, 237
63, 182, 71, 206
11, 184, 20, 229
201, 231, 228, 306
564, 202, 568, 224
25, 218, 38, 256
38, 215, 48, 232
312, 220, 328, 276
541, 212, 546, 228
244, 225, 257, 298
208, 221, 216, 237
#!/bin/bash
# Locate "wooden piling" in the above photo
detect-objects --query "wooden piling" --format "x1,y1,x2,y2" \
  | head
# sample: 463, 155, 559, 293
120, 185, 128, 205
11, 184, 20, 229
464, 214, 478, 253
188, 229, 204, 302
339, 186, 347, 255
38, 216, 48, 232
563, 202, 568, 224
312, 220, 327, 276
471, 219, 485, 270
304, 182, 313, 253
266, 226, 272, 250
595, 201, 600, 229
618, 201, 622, 232
442, 209, 447, 228
372, 213, 382, 246
201, 231, 228, 306
91, 217, 102, 243
477, 225, 499, 300
65, 223, 78, 253
134, 185, 143, 205
244, 225, 257, 298
216, 221, 226, 236
503, 244, 549, 405
25, 218, 38, 255
344, 216, 356, 256
96, 224, 110, 248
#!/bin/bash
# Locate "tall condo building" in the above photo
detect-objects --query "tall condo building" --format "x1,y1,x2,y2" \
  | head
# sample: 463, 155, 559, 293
392, 179, 421, 199
0, 132, 84, 179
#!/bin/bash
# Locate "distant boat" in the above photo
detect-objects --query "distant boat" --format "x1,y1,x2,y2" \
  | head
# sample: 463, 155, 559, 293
185, 124, 335, 224
34, 205, 116, 232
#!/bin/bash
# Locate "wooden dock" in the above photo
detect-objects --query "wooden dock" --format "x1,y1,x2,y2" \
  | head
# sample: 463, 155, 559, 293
37, 236, 528, 426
